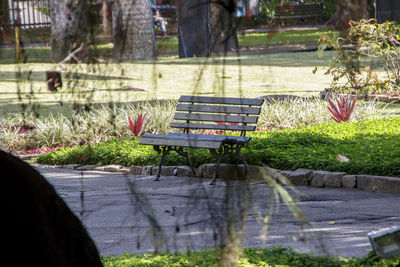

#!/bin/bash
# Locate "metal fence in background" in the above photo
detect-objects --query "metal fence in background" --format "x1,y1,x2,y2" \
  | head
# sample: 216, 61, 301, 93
1, 0, 50, 29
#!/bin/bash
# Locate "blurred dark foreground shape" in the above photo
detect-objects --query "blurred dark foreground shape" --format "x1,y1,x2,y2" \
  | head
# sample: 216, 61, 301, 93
0, 150, 102, 267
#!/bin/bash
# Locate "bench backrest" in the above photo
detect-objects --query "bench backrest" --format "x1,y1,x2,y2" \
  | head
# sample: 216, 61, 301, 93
275, 3, 324, 17
171, 95, 264, 137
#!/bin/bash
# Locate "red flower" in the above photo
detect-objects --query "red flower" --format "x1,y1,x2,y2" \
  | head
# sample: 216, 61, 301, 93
215, 113, 239, 126
327, 97, 357, 123
128, 114, 147, 136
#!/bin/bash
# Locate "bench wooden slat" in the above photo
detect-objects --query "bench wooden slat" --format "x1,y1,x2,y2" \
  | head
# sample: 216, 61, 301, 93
274, 15, 319, 19
176, 104, 261, 115
139, 133, 251, 149
274, 4, 323, 20
167, 133, 251, 143
170, 122, 256, 131
140, 134, 222, 149
179, 95, 263, 106
174, 113, 258, 124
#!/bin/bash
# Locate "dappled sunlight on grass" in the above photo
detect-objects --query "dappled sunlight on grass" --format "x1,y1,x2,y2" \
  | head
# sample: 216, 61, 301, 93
238, 29, 338, 47
0, 51, 340, 114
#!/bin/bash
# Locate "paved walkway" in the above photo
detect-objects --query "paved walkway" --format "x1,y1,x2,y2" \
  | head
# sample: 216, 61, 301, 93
37, 166, 400, 258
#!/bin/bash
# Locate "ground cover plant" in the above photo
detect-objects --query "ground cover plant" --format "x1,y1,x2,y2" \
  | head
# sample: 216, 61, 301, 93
101, 246, 400, 267
36, 116, 400, 177
247, 117, 400, 176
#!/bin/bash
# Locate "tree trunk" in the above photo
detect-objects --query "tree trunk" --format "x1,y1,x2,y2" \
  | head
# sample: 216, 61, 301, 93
0, 0, 10, 25
328, 0, 368, 30
112, 0, 156, 61
0, 0, 10, 43
177, 0, 211, 57
177, 0, 238, 58
209, 0, 238, 54
101, 0, 112, 36
49, 0, 92, 62
376, 0, 400, 23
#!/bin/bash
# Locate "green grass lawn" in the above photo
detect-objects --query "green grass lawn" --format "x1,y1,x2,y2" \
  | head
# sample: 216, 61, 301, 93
0, 28, 336, 63
238, 28, 338, 47
156, 28, 338, 51
0, 27, 393, 118
0, 50, 338, 115
1, 49, 393, 117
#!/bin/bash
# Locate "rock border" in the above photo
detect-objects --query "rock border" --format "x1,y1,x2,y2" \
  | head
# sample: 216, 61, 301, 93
33, 163, 400, 195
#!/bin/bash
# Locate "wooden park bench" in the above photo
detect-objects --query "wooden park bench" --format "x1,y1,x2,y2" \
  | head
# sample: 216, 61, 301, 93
139, 95, 264, 185
271, 3, 324, 26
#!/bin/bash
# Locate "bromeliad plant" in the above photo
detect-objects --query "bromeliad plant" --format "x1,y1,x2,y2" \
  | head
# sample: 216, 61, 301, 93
327, 97, 357, 123
128, 113, 147, 137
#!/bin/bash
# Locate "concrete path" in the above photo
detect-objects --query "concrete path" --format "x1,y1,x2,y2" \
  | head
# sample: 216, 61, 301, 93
37, 165, 400, 258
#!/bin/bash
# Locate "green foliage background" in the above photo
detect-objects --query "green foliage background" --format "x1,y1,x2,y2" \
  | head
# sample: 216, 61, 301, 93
37, 117, 400, 177
101, 246, 400, 267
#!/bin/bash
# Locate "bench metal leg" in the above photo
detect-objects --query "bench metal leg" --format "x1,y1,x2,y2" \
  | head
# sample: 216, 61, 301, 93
176, 148, 196, 177
184, 151, 197, 177
155, 147, 168, 181
236, 153, 248, 178
210, 154, 224, 185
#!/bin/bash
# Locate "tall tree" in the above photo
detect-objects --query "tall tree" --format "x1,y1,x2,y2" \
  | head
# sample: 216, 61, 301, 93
177, 0, 211, 57
49, 0, 94, 62
209, 0, 238, 54
101, 0, 112, 36
376, 0, 400, 23
328, 0, 368, 30
0, 0, 10, 25
177, 0, 238, 58
0, 0, 10, 43
112, 0, 156, 61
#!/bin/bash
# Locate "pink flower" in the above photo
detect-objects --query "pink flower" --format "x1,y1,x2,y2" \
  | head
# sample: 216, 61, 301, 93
327, 97, 357, 123
128, 114, 147, 137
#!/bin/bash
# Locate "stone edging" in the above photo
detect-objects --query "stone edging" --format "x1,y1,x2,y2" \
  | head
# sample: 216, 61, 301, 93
33, 163, 400, 195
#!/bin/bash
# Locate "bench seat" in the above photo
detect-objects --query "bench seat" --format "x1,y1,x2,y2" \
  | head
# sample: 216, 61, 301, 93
140, 133, 251, 149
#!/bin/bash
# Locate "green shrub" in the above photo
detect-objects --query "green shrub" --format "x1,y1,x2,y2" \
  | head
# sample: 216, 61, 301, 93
318, 19, 400, 95
349, 19, 400, 94
254, 1, 337, 25
3, 98, 388, 153
37, 117, 400, 177
0, 101, 178, 152
245, 117, 400, 176
36, 137, 215, 168
317, 34, 373, 93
